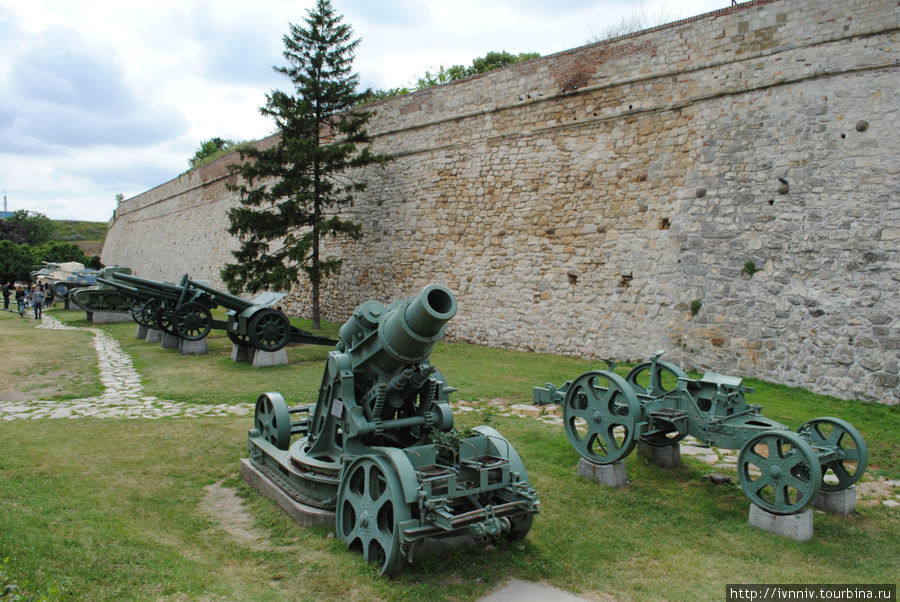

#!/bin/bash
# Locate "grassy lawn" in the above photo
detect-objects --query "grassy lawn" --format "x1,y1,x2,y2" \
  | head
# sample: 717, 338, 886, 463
1, 307, 898, 600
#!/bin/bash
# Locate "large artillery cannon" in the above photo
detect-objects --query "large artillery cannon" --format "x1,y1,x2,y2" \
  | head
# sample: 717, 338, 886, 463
534, 351, 867, 515
107, 273, 334, 351
248, 285, 539, 575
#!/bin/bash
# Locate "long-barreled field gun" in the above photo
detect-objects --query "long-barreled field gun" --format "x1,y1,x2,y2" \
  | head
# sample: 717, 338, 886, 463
534, 351, 867, 515
248, 284, 539, 575
107, 272, 334, 351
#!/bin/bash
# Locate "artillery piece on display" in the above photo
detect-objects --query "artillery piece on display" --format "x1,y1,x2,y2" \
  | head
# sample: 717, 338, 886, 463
247, 285, 540, 575
69, 266, 134, 313
534, 351, 867, 515
104, 272, 334, 351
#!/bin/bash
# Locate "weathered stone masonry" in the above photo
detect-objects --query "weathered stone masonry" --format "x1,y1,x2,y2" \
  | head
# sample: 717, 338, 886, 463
103, 0, 899, 404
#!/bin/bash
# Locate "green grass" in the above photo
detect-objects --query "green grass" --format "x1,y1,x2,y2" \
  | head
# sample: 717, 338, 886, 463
1, 307, 898, 600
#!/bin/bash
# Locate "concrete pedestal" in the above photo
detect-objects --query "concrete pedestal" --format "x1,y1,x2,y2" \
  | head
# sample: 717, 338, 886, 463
252, 347, 289, 368
136, 324, 148, 339
637, 441, 682, 468
91, 311, 133, 324
748, 504, 813, 541
145, 328, 163, 343
240, 459, 334, 527
812, 486, 856, 516
179, 338, 209, 355
577, 458, 628, 488
161, 333, 181, 349
231, 344, 254, 363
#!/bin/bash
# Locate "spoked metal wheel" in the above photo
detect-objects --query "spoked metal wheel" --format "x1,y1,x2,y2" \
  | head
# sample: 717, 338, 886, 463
227, 330, 251, 347
562, 370, 641, 464
156, 304, 178, 335
738, 430, 821, 515
254, 392, 292, 450
249, 309, 291, 352
132, 299, 157, 327
624, 359, 687, 397
336, 456, 411, 576
797, 417, 867, 492
173, 302, 212, 341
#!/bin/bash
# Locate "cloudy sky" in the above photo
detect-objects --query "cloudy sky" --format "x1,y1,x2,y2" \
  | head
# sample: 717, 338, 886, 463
0, 0, 726, 222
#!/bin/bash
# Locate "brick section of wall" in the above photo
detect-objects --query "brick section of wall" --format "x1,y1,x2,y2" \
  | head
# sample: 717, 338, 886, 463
103, 0, 900, 404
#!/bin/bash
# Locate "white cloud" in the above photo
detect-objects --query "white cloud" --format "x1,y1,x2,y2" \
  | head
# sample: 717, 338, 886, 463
0, 0, 727, 221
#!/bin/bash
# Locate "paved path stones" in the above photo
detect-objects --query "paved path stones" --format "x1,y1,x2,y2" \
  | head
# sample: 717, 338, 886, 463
0, 315, 251, 420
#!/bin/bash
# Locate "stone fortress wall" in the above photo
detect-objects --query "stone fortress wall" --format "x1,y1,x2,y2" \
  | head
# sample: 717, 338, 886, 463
103, 0, 900, 404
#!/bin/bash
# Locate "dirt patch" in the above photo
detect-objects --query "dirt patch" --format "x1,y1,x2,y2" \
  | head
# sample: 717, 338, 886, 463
203, 481, 273, 551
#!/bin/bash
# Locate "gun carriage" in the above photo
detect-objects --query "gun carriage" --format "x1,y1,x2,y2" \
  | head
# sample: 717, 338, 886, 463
248, 285, 539, 574
534, 351, 867, 515
106, 272, 334, 351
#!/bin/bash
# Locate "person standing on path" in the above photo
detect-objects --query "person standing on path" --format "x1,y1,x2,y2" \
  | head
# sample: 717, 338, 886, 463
32, 286, 44, 319
1, 281, 9, 310
15, 285, 25, 315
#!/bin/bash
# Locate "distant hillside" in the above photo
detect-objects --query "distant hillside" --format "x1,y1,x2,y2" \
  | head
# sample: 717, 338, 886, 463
53, 220, 107, 257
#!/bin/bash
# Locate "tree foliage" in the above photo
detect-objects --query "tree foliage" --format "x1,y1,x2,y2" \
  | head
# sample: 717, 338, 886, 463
0, 219, 29, 244
223, 0, 391, 328
189, 137, 236, 168
366, 50, 540, 101
6, 210, 56, 245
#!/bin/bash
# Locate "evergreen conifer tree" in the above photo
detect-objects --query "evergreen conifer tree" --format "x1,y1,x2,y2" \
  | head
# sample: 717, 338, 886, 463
223, 0, 390, 328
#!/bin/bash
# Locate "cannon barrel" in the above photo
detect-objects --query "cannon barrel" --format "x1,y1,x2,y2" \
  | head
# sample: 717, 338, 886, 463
111, 272, 187, 296
96, 277, 142, 295
184, 278, 255, 311
341, 284, 457, 373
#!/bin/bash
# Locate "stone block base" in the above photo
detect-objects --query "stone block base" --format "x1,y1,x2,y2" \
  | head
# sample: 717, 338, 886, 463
239, 459, 333, 527
812, 486, 856, 516
231, 344, 254, 363
637, 441, 682, 468
136, 324, 148, 339
179, 338, 209, 355
748, 504, 813, 541
90, 311, 133, 324
145, 328, 163, 343
161, 333, 181, 349
577, 458, 627, 488
252, 348, 289, 368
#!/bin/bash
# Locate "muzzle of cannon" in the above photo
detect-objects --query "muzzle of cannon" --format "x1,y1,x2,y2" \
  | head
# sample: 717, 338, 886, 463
247, 285, 539, 575
534, 351, 867, 515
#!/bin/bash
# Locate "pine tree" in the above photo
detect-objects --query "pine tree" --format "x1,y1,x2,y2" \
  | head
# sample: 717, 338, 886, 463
223, 0, 390, 329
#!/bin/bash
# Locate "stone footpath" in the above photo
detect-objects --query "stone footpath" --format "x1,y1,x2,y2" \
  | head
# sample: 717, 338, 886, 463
0, 315, 251, 420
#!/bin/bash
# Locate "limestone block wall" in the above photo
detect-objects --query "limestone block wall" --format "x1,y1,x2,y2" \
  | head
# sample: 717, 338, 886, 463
103, 0, 900, 404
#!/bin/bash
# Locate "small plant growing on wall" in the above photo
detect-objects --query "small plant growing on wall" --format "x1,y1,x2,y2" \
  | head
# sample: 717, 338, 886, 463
690, 299, 702, 316
741, 261, 757, 277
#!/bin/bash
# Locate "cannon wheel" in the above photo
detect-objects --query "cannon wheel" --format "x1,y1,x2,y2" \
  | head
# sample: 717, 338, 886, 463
249, 309, 291, 352
625, 359, 687, 397
227, 330, 251, 347
173, 302, 212, 341
154, 303, 178, 335
130, 299, 153, 327
336, 455, 411, 576
562, 370, 641, 464
738, 430, 821, 515
798, 417, 868, 492
254, 393, 292, 450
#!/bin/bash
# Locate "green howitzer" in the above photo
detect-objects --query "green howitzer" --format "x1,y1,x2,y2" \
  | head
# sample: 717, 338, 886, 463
184, 278, 335, 350
70, 267, 134, 313
108, 272, 335, 351
534, 351, 867, 515
248, 285, 539, 575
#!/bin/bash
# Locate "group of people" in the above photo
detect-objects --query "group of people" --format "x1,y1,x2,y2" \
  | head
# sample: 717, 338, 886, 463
2, 281, 53, 319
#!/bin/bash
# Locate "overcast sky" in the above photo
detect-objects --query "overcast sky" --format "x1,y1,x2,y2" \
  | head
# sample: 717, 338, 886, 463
0, 0, 726, 222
